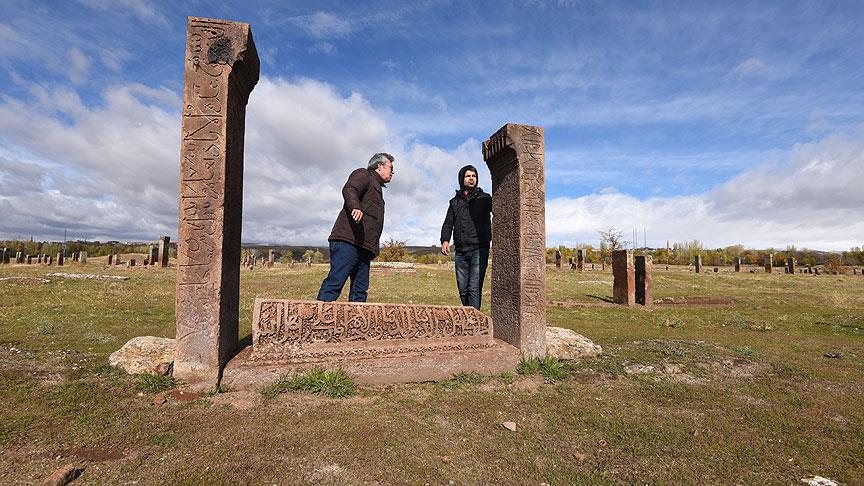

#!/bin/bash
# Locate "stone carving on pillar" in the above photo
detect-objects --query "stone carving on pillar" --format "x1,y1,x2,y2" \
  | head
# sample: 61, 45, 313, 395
635, 255, 653, 306
252, 299, 495, 362
175, 17, 260, 385
612, 249, 635, 306
482, 123, 546, 357
158, 236, 170, 267
764, 254, 773, 273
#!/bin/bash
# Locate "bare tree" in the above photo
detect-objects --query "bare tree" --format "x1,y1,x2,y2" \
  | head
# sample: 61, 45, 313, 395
598, 227, 629, 251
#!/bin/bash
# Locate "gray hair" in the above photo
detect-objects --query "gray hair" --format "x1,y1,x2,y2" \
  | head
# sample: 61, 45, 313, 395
367, 152, 394, 170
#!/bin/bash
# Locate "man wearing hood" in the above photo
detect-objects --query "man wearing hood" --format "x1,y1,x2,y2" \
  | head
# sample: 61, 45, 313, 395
440, 165, 493, 309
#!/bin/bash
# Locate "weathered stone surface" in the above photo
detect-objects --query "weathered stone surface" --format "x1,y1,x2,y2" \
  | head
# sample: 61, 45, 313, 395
107, 254, 113, 265
787, 257, 796, 274
502, 421, 517, 431
57, 252, 64, 266
612, 249, 635, 306
576, 249, 584, 271
635, 255, 652, 306
174, 16, 260, 386
79, 251, 87, 263
158, 236, 170, 267
554, 250, 561, 269
694, 255, 701, 273
545, 326, 602, 360
482, 123, 546, 357
252, 299, 494, 362
765, 254, 773, 273
109, 336, 175, 375
44, 463, 84, 486
149, 245, 158, 266
734, 256, 741, 272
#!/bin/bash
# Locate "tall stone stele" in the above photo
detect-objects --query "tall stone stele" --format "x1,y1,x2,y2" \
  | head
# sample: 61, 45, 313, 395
635, 255, 653, 306
787, 257, 795, 275
158, 236, 170, 267
694, 255, 702, 273
576, 249, 585, 272
482, 123, 547, 358
612, 249, 635, 306
734, 256, 741, 272
174, 17, 260, 385
764, 254, 773, 273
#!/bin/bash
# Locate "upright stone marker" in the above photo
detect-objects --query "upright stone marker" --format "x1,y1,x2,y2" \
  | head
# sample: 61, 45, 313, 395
554, 250, 561, 269
158, 236, 170, 267
79, 251, 87, 263
268, 249, 275, 267
149, 245, 158, 266
175, 17, 260, 385
734, 256, 741, 272
482, 123, 546, 358
787, 257, 795, 275
576, 249, 585, 272
612, 249, 635, 306
107, 254, 113, 265
57, 252, 64, 266
764, 254, 773, 273
694, 255, 702, 273
635, 255, 652, 306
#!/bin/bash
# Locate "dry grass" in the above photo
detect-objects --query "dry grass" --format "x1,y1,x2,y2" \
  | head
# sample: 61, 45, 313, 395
0, 262, 862, 484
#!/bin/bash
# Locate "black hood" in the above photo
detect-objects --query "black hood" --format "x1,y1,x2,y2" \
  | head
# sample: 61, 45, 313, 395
458, 164, 479, 191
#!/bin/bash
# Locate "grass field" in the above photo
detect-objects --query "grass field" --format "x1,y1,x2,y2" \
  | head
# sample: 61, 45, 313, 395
1, 259, 862, 484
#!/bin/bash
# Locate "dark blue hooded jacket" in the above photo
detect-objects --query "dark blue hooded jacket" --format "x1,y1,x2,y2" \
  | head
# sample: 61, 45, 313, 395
440, 165, 492, 252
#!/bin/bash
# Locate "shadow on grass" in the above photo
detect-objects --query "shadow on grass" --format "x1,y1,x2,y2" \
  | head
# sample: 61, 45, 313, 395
587, 294, 614, 303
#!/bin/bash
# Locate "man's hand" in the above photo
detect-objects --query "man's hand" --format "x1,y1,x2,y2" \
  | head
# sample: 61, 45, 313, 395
440, 241, 450, 256
351, 209, 363, 222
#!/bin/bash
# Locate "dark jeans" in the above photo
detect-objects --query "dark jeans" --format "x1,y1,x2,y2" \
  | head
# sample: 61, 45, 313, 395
316, 241, 374, 302
454, 247, 489, 309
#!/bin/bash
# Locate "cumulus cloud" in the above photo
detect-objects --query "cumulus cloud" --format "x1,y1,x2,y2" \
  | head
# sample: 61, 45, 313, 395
1, 75, 861, 251
546, 128, 864, 250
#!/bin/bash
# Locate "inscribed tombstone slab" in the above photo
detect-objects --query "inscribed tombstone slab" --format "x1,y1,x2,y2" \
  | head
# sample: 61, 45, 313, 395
635, 255, 653, 306
174, 17, 260, 385
765, 254, 773, 273
694, 255, 702, 273
734, 256, 741, 272
612, 250, 635, 306
576, 249, 584, 271
251, 299, 495, 362
787, 257, 795, 274
482, 123, 546, 358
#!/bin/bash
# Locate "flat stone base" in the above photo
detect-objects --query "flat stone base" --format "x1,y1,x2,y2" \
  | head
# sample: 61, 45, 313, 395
221, 338, 521, 389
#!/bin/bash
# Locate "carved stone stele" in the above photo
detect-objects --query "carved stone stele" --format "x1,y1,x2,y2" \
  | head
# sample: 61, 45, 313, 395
158, 236, 170, 268
482, 123, 546, 358
635, 255, 652, 306
251, 299, 495, 362
612, 249, 635, 306
174, 17, 259, 385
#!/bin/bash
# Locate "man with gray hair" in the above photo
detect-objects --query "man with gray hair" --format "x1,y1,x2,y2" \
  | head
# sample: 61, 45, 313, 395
317, 153, 395, 302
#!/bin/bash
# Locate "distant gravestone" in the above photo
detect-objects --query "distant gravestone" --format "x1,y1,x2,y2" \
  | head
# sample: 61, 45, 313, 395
482, 123, 547, 357
107, 254, 114, 265
37, 254, 43, 264
128, 259, 136, 267
268, 249, 275, 267
635, 255, 652, 306
694, 255, 702, 273
46, 255, 53, 265
79, 251, 87, 264
26, 255, 33, 264
149, 245, 158, 266
554, 250, 561, 269
713, 267, 718, 273
764, 254, 773, 273
174, 17, 260, 386
576, 249, 584, 272
568, 257, 575, 270
734, 256, 741, 272
158, 236, 170, 267
57, 252, 64, 266
144, 257, 150, 266
612, 249, 635, 306
787, 257, 795, 275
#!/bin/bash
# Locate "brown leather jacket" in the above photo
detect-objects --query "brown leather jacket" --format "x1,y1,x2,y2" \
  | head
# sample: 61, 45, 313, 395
328, 168, 386, 255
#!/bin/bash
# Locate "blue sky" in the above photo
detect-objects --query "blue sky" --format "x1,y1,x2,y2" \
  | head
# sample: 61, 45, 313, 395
1, 1, 863, 249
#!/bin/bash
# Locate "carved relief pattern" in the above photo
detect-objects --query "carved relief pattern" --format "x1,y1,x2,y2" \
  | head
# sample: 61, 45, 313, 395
515, 125, 546, 314
255, 300, 492, 348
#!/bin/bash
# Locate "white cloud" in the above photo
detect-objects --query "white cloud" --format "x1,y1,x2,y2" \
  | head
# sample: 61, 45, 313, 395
306, 12, 352, 38
731, 56, 767, 78
547, 128, 864, 250
1, 76, 862, 252
67, 47, 91, 84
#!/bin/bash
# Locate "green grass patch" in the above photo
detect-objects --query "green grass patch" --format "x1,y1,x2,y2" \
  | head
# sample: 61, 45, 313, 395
134, 373, 178, 394
517, 356, 569, 381
440, 371, 487, 389
260, 366, 356, 399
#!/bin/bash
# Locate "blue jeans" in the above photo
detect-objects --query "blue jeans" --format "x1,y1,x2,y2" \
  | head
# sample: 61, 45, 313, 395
454, 247, 489, 309
317, 241, 374, 302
